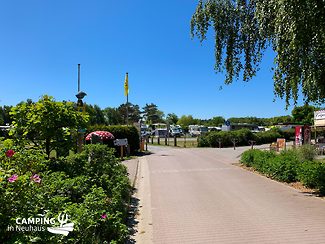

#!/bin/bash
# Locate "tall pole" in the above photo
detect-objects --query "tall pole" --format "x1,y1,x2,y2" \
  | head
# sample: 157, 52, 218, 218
125, 72, 129, 125
76, 64, 86, 153
78, 64, 80, 92
126, 93, 129, 125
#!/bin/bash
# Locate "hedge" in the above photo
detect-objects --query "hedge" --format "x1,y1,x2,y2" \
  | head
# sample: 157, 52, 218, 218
198, 128, 294, 148
241, 147, 325, 194
87, 125, 140, 154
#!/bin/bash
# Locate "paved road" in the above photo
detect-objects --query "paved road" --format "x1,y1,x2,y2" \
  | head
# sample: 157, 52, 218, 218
135, 145, 325, 244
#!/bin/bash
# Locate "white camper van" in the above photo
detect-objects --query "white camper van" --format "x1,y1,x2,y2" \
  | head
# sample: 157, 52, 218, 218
189, 125, 208, 137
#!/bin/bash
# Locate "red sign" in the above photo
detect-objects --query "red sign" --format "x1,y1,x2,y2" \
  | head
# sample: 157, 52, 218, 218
295, 126, 303, 146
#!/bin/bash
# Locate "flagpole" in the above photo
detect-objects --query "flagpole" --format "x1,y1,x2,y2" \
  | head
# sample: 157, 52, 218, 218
126, 93, 129, 125
125, 72, 129, 125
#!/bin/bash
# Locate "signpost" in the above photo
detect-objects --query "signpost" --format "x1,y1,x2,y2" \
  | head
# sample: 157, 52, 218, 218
114, 139, 128, 159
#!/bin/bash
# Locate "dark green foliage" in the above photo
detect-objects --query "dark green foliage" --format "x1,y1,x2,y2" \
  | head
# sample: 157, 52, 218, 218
241, 149, 276, 170
291, 104, 315, 125
85, 104, 106, 125
0, 105, 13, 125
103, 107, 123, 125
142, 103, 164, 124
198, 129, 256, 147
228, 117, 267, 126
268, 115, 293, 125
117, 103, 141, 125
297, 161, 325, 194
254, 129, 282, 144
88, 125, 140, 153
166, 113, 179, 125
297, 161, 320, 189
220, 116, 293, 126
0, 144, 131, 243
242, 148, 325, 193
198, 129, 282, 147
241, 149, 300, 182
204, 116, 225, 126
278, 129, 295, 141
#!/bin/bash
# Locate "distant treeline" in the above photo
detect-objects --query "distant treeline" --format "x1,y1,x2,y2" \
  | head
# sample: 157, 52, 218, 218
0, 101, 321, 128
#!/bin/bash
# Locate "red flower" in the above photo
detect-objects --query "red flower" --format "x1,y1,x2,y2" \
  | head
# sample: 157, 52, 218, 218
5, 149, 15, 158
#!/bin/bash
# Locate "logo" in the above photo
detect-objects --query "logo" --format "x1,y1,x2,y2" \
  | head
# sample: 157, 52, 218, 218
47, 213, 74, 236
7, 212, 74, 236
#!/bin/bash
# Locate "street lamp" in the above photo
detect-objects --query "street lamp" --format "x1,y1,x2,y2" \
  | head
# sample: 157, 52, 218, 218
76, 91, 87, 109
76, 64, 87, 152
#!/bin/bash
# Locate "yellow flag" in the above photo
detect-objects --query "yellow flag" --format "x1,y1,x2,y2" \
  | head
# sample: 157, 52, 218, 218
124, 73, 129, 96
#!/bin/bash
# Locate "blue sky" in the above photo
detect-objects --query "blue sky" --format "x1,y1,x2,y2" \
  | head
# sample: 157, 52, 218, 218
0, 0, 305, 119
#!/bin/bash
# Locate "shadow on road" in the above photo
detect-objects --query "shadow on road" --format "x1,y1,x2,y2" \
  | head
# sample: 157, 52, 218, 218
126, 189, 140, 244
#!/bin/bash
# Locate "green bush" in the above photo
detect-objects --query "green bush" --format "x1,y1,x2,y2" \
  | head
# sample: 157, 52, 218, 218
297, 161, 320, 188
198, 128, 286, 148
253, 129, 282, 145
242, 148, 325, 193
198, 129, 255, 148
0, 144, 131, 243
241, 149, 275, 168
297, 161, 325, 194
278, 129, 295, 141
268, 150, 300, 182
297, 144, 316, 162
241, 149, 300, 182
88, 125, 140, 154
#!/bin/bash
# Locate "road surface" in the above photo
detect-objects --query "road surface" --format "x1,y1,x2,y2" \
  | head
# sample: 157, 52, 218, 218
134, 145, 325, 244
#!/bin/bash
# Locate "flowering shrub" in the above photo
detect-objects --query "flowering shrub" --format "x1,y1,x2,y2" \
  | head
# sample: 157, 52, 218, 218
5, 149, 15, 158
0, 143, 131, 243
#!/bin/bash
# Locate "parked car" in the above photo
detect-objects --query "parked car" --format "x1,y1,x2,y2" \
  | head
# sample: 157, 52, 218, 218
169, 127, 182, 137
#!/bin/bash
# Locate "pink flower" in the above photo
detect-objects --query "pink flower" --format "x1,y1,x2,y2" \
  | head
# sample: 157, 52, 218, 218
101, 213, 107, 219
8, 174, 18, 183
5, 149, 15, 158
31, 174, 41, 183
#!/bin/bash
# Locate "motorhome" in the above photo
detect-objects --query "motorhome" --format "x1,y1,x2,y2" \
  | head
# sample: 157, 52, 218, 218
152, 128, 168, 138
189, 125, 209, 137
151, 123, 168, 138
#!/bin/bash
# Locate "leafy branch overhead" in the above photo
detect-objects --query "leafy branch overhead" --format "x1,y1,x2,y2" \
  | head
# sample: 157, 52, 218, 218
191, 0, 325, 106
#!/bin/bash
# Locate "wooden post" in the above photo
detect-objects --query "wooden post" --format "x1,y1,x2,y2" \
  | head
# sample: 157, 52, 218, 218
157, 137, 160, 145
120, 146, 124, 160
217, 138, 222, 149
174, 136, 177, 147
231, 138, 238, 150
249, 140, 256, 149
